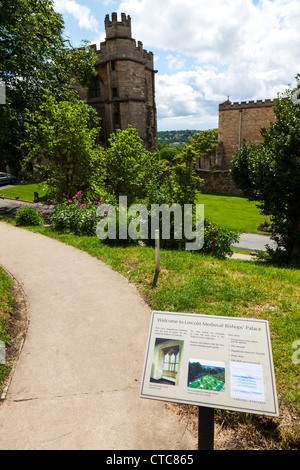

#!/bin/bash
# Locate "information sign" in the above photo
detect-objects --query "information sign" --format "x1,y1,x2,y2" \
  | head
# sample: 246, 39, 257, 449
140, 311, 279, 417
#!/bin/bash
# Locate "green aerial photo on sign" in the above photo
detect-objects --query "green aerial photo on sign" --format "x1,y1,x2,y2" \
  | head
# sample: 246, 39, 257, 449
188, 360, 225, 392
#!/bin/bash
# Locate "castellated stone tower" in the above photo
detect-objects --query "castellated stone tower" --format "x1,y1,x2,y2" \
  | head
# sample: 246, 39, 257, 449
85, 12, 158, 151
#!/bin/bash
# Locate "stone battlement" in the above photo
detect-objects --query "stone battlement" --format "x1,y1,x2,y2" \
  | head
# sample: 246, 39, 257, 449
219, 99, 277, 111
90, 13, 154, 68
105, 12, 132, 39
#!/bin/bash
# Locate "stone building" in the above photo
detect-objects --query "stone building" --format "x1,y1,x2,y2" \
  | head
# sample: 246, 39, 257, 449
216, 98, 277, 170
196, 98, 277, 195
81, 12, 158, 151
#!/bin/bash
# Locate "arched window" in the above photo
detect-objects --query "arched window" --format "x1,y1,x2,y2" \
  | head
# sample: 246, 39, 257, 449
163, 349, 179, 373
163, 353, 169, 371
89, 75, 101, 99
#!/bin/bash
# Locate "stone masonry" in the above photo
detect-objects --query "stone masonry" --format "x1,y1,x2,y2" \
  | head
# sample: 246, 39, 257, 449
195, 99, 277, 195
80, 13, 158, 152
216, 98, 277, 170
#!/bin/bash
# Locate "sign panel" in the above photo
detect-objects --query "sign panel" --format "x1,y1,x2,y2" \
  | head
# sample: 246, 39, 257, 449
140, 311, 279, 417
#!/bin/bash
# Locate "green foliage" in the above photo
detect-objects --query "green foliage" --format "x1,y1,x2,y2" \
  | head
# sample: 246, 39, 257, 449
231, 75, 300, 263
157, 129, 218, 161
0, 268, 15, 387
102, 126, 165, 206
99, 126, 206, 250
15, 207, 43, 226
189, 128, 219, 155
0, 0, 97, 171
157, 130, 200, 147
158, 144, 181, 162
23, 92, 104, 199
102, 125, 203, 207
169, 146, 203, 206
202, 219, 240, 258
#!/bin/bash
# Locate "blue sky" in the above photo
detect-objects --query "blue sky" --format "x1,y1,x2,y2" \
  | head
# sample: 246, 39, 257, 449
53, 0, 300, 131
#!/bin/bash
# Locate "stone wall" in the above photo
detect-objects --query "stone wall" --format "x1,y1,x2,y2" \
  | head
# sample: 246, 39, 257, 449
217, 99, 277, 169
194, 98, 278, 196
196, 169, 243, 196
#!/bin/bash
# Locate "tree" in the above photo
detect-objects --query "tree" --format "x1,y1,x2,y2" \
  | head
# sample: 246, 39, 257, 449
169, 145, 203, 206
231, 76, 300, 263
0, 0, 97, 172
102, 125, 166, 206
189, 129, 218, 156
23, 92, 104, 199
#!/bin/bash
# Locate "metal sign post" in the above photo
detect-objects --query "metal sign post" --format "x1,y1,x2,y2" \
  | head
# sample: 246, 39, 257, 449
152, 230, 160, 287
155, 229, 160, 273
198, 406, 215, 450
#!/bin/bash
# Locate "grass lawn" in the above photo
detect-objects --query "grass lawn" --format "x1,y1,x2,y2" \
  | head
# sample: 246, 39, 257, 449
0, 183, 49, 203
190, 376, 225, 391
0, 267, 15, 389
198, 193, 267, 233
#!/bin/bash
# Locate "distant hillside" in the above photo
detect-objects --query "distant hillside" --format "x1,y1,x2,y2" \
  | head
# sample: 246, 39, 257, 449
157, 130, 200, 147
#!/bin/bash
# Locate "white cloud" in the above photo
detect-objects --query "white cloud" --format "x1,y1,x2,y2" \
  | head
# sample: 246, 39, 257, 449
118, 0, 300, 128
54, 0, 100, 32
166, 54, 186, 71
53, 0, 299, 129
118, 0, 299, 65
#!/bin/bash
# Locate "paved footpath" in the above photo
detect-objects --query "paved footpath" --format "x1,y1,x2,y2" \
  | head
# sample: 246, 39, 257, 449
0, 222, 196, 450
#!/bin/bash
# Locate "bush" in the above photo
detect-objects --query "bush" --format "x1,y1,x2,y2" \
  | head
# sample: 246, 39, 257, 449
202, 220, 240, 258
50, 191, 103, 236
15, 207, 44, 226
104, 207, 240, 258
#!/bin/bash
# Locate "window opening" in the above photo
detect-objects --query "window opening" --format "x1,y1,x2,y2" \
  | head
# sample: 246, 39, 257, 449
89, 75, 101, 99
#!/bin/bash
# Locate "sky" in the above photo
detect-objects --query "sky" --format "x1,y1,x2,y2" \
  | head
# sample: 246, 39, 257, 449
53, 0, 300, 131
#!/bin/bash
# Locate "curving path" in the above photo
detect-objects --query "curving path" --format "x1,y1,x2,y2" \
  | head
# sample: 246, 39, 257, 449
0, 222, 196, 450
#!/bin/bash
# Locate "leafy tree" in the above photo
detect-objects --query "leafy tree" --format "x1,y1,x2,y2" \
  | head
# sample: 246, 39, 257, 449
102, 125, 166, 206
189, 129, 218, 156
158, 144, 181, 162
169, 145, 203, 206
23, 92, 104, 199
231, 76, 300, 263
0, 0, 97, 172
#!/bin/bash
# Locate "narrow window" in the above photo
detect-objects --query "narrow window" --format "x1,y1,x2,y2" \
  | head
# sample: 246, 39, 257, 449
114, 112, 120, 126
89, 75, 101, 99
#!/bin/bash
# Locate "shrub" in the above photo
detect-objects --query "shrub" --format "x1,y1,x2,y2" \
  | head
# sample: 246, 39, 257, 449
202, 220, 240, 258
50, 191, 103, 236
15, 207, 44, 226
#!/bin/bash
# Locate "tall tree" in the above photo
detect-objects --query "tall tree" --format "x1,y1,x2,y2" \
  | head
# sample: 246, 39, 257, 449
231, 75, 300, 263
23, 92, 104, 199
0, 0, 96, 172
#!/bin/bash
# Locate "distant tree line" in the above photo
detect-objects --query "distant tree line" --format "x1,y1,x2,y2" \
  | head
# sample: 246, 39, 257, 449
157, 130, 200, 147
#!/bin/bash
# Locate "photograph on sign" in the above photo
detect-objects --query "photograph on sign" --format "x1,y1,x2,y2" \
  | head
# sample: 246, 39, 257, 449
188, 359, 226, 392
140, 311, 279, 417
149, 338, 183, 386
